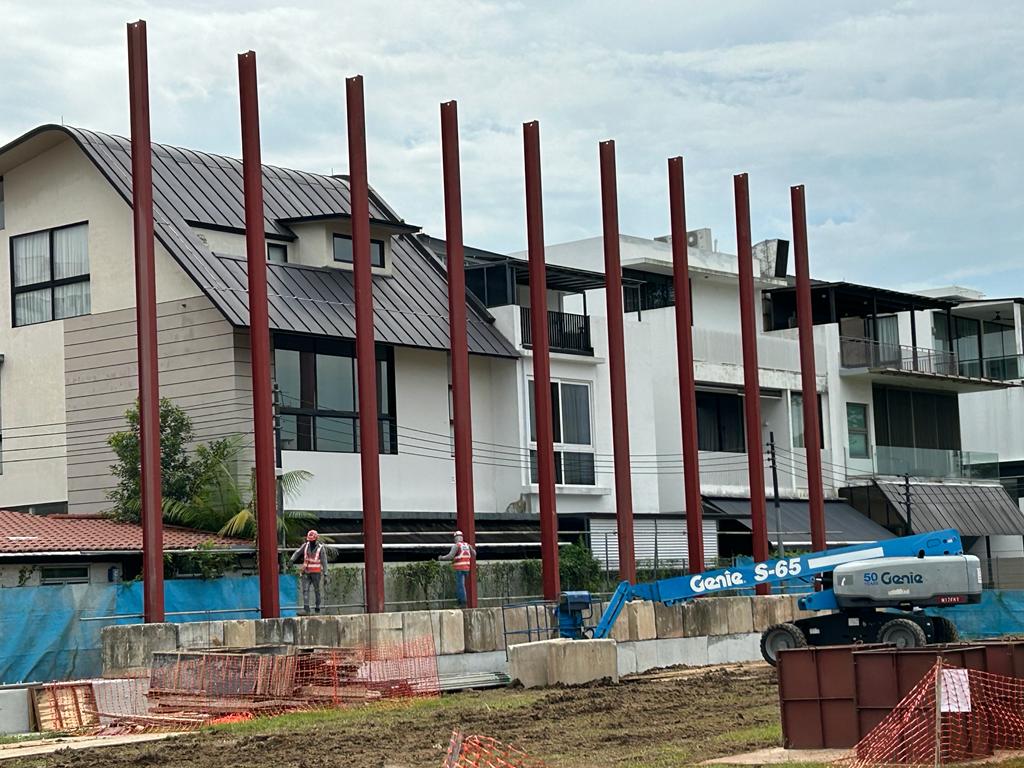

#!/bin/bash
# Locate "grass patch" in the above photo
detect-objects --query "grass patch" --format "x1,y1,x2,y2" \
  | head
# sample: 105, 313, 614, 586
0, 734, 45, 746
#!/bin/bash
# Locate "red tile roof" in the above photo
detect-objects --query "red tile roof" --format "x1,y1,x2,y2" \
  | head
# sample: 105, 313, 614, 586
0, 510, 251, 554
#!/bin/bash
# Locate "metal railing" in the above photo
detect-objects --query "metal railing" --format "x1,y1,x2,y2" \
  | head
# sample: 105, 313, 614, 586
958, 354, 1024, 381
520, 306, 593, 355
839, 336, 956, 376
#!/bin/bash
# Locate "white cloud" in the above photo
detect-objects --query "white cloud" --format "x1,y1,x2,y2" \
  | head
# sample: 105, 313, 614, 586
0, 0, 1021, 295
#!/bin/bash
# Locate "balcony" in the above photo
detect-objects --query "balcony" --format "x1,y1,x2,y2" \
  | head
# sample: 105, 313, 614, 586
868, 446, 999, 481
958, 354, 1024, 382
839, 337, 956, 376
520, 306, 593, 356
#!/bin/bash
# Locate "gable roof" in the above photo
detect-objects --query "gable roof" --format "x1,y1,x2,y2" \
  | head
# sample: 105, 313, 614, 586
0, 510, 250, 555
0, 125, 516, 358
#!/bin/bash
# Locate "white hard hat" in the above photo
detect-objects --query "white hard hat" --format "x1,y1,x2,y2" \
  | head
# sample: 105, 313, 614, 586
454, 530, 464, 537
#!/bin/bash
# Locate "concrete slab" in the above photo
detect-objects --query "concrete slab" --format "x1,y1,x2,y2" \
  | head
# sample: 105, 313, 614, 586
707, 633, 762, 664
616, 643, 638, 677
176, 620, 225, 650
437, 609, 465, 655
223, 619, 256, 648
297, 616, 341, 647
626, 601, 657, 641
369, 612, 404, 648
0, 688, 31, 735
437, 650, 507, 677
702, 747, 847, 765
401, 611, 435, 648
655, 636, 709, 669
752, 595, 795, 630
546, 638, 618, 686
337, 613, 369, 648
508, 640, 551, 688
254, 617, 297, 646
102, 623, 179, 675
653, 603, 685, 638
680, 599, 713, 637
724, 597, 755, 635
463, 608, 499, 653
631, 639, 661, 674
0, 731, 182, 760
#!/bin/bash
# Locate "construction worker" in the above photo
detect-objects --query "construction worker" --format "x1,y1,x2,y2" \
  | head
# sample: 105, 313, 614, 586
438, 530, 476, 608
291, 530, 328, 614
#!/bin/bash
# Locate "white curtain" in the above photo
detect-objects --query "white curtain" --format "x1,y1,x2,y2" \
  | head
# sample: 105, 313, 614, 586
54, 282, 90, 319
12, 231, 49, 287
53, 224, 89, 279
15, 289, 52, 325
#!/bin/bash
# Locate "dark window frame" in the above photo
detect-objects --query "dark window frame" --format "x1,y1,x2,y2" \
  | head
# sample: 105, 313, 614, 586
846, 402, 870, 459
695, 390, 745, 453
274, 335, 397, 454
10, 221, 91, 327
267, 242, 288, 263
40, 564, 90, 585
791, 391, 825, 450
528, 378, 596, 486
0, 176, 5, 230
333, 233, 386, 268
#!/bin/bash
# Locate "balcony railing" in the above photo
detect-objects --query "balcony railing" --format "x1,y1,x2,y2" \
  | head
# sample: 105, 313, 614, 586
870, 446, 999, 481
839, 337, 956, 376
520, 306, 593, 355
958, 354, 1024, 381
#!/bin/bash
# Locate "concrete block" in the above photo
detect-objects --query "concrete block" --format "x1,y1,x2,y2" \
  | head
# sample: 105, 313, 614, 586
724, 597, 755, 635
701, 598, 732, 637
655, 636, 709, 669
508, 640, 551, 688
103, 623, 179, 674
708, 632, 762, 664
255, 618, 297, 646
632, 640, 660, 674
369, 612, 404, 648
337, 613, 369, 648
438, 609, 465, 655
501, 605, 553, 649
177, 620, 225, 650
653, 603, 685, 639
297, 616, 342, 647
616, 642, 638, 678
437, 650, 507, 677
463, 608, 499, 653
546, 638, 618, 686
626, 601, 657, 641
0, 688, 31, 735
606, 602, 630, 642
679, 600, 713, 637
401, 611, 435, 648
223, 620, 257, 649
751, 595, 795, 630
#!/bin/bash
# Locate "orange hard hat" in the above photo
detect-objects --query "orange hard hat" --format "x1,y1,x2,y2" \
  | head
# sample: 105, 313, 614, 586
307, 530, 319, 541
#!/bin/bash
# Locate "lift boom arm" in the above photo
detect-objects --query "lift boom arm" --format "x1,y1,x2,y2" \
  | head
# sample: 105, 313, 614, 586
591, 529, 963, 639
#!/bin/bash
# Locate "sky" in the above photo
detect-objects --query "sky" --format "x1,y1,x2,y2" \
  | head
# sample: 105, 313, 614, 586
0, 1, 1021, 296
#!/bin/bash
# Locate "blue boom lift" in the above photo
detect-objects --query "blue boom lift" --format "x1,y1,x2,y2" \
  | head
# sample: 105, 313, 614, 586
557, 528, 982, 664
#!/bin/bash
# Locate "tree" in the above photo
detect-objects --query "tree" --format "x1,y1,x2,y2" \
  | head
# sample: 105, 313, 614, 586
107, 398, 225, 523
559, 537, 603, 592
163, 435, 316, 546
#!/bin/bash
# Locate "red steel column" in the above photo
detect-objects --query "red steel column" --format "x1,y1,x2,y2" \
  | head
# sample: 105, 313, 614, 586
668, 158, 705, 575
346, 76, 385, 613
440, 101, 478, 608
791, 185, 827, 552
599, 140, 636, 584
127, 20, 164, 623
238, 51, 280, 619
734, 173, 769, 593
523, 121, 560, 600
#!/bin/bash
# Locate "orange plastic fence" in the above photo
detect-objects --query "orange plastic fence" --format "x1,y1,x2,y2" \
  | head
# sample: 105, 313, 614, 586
444, 730, 547, 768
33, 635, 439, 737
842, 661, 1024, 766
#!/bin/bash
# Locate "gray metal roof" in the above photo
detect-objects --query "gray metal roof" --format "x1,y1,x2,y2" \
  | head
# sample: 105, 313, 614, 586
876, 481, 1024, 536
0, 125, 516, 358
709, 498, 895, 546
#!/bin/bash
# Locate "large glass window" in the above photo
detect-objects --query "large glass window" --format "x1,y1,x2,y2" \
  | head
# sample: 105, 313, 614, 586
528, 380, 595, 485
790, 392, 824, 449
872, 384, 960, 452
333, 234, 385, 268
274, 335, 396, 454
695, 391, 745, 453
11, 223, 90, 326
847, 403, 870, 459
267, 243, 288, 263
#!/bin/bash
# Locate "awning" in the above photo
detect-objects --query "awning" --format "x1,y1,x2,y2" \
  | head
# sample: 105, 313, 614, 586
707, 498, 895, 547
876, 481, 1024, 536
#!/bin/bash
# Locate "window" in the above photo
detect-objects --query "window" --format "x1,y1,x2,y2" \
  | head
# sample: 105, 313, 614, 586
333, 234, 385, 268
847, 403, 870, 459
528, 380, 595, 485
0, 178, 5, 229
872, 385, 960, 451
274, 335, 396, 454
622, 271, 692, 321
40, 565, 90, 585
696, 391, 745, 453
791, 392, 825, 449
11, 223, 90, 326
267, 243, 288, 263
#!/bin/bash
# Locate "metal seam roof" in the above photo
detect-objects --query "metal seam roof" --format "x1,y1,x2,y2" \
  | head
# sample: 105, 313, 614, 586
876, 481, 1024, 536
1, 125, 515, 359
707, 497, 895, 544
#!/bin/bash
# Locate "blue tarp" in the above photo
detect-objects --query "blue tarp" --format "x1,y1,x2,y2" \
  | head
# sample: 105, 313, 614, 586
929, 589, 1024, 639
0, 576, 297, 685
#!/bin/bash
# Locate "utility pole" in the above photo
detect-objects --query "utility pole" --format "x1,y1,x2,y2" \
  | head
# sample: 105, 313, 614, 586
903, 473, 913, 535
768, 432, 785, 561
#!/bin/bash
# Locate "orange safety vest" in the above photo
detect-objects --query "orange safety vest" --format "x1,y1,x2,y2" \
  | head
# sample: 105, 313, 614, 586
453, 542, 472, 571
303, 543, 323, 574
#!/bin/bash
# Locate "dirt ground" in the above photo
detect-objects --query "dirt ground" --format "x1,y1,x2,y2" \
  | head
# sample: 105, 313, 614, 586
6, 663, 782, 768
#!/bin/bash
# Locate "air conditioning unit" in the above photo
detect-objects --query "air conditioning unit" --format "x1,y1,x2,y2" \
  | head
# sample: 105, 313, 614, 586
686, 228, 713, 251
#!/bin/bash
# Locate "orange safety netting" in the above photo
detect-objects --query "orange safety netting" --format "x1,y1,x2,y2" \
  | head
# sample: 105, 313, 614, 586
33, 634, 439, 737
842, 661, 1024, 766
444, 730, 547, 768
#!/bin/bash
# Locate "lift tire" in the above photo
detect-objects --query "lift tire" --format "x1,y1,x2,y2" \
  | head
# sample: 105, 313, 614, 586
931, 616, 960, 644
761, 622, 807, 665
878, 617, 929, 648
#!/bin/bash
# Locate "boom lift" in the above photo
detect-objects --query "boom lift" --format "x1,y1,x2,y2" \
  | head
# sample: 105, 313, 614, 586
561, 529, 981, 664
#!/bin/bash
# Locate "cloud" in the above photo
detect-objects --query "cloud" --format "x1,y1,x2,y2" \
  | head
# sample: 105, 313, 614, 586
0, 0, 1021, 296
